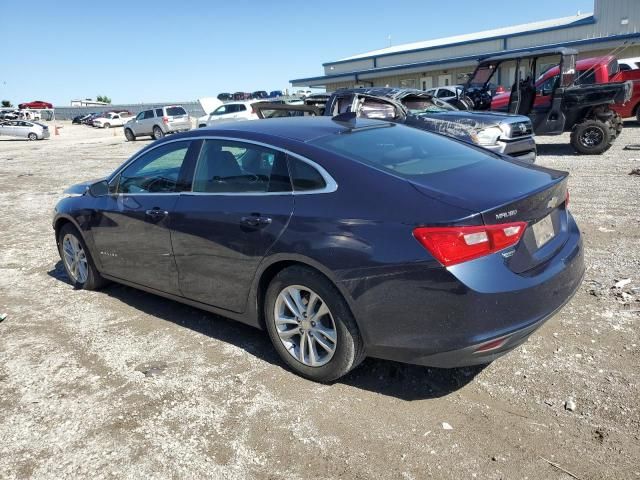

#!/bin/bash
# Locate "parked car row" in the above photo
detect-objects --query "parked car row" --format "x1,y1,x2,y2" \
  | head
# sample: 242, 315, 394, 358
217, 90, 286, 102
0, 109, 43, 121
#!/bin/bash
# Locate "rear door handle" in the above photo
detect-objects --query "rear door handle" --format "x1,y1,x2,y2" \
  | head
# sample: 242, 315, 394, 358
145, 208, 168, 218
240, 215, 272, 227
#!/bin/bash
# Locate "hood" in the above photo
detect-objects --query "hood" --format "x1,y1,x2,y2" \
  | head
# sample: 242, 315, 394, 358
424, 110, 524, 127
198, 97, 223, 115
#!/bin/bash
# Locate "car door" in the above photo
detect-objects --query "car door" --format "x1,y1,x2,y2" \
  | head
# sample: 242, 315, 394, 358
170, 138, 294, 313
0, 121, 16, 137
89, 139, 199, 294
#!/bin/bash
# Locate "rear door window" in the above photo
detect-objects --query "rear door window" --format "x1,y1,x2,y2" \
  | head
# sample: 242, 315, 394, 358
192, 140, 290, 193
155, 108, 163, 117
142, 110, 154, 120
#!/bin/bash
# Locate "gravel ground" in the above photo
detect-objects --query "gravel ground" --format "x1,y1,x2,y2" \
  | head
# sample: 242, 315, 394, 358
0, 121, 638, 480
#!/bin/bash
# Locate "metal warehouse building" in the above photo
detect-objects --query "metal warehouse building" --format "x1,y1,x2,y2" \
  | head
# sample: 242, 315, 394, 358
291, 0, 640, 91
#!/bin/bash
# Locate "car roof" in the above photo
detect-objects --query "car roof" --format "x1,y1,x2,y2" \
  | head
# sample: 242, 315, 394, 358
185, 116, 390, 143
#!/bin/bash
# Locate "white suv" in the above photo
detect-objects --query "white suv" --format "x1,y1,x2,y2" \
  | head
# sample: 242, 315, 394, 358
124, 105, 191, 141
199, 101, 259, 127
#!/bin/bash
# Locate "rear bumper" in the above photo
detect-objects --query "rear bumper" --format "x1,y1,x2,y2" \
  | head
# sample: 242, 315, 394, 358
486, 136, 537, 163
345, 212, 584, 368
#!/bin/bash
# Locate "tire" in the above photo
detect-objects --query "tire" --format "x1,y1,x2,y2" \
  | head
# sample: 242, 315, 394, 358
57, 223, 108, 290
570, 119, 612, 155
124, 128, 135, 141
636, 106, 640, 124
264, 266, 365, 382
103, 123, 111, 129
152, 126, 164, 140
27, 133, 37, 141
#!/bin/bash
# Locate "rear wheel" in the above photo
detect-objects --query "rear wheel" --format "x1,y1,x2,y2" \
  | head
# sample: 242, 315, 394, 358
124, 128, 135, 141
264, 266, 365, 382
152, 126, 164, 140
570, 120, 612, 155
27, 132, 37, 141
57, 224, 108, 290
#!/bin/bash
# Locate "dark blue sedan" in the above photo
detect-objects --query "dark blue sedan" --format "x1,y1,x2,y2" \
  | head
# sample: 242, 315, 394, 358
53, 116, 584, 381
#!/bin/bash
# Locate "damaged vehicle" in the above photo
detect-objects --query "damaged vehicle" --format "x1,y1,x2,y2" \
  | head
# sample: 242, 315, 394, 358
322, 88, 537, 163
462, 47, 633, 154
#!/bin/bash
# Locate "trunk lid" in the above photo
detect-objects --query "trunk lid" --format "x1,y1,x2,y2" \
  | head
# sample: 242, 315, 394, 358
410, 159, 569, 273
198, 97, 223, 115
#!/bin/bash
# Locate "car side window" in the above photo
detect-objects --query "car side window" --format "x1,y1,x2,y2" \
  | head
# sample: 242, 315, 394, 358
155, 108, 163, 117
237, 105, 247, 112
537, 75, 559, 95
437, 89, 453, 98
212, 105, 227, 115
143, 110, 155, 120
192, 140, 291, 193
288, 157, 326, 192
117, 141, 192, 194
135, 112, 144, 120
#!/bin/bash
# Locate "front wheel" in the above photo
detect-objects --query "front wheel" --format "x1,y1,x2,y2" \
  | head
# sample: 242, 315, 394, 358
152, 126, 164, 140
58, 224, 108, 290
570, 120, 612, 155
124, 128, 135, 141
103, 123, 111, 129
264, 266, 365, 382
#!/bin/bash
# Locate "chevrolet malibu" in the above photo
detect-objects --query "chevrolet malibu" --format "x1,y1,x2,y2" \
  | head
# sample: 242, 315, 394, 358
53, 116, 584, 382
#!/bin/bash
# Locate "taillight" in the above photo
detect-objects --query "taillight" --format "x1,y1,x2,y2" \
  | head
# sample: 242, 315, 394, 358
413, 221, 527, 267
162, 116, 169, 124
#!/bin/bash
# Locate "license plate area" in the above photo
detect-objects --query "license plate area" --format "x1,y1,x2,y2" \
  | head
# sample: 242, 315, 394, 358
532, 214, 555, 249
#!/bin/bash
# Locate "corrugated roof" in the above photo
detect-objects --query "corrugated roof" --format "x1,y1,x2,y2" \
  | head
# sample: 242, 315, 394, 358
333, 13, 594, 63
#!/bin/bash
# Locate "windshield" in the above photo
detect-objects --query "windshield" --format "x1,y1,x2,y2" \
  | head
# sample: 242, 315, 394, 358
401, 95, 457, 115
310, 123, 492, 178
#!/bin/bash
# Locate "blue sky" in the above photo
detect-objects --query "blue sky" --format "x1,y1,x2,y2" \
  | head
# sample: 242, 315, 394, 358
1, 0, 594, 105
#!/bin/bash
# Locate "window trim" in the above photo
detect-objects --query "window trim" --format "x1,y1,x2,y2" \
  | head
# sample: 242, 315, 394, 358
109, 136, 337, 197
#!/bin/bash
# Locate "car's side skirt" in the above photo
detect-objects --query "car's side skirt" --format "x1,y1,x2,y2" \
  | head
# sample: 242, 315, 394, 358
100, 273, 263, 330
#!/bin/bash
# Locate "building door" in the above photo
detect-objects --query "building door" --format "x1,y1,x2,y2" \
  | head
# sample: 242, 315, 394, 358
437, 74, 452, 87
420, 76, 433, 91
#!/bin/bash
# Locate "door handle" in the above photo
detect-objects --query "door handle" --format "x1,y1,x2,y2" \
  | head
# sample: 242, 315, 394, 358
145, 208, 168, 218
240, 215, 272, 227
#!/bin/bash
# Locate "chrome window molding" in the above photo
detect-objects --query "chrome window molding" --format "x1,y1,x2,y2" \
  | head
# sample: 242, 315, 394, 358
111, 135, 338, 197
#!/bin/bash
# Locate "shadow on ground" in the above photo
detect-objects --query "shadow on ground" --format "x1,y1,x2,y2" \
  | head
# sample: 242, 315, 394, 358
48, 261, 483, 401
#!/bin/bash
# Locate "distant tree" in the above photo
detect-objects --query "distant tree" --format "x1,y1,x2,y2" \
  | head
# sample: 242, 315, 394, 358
96, 95, 112, 104
1, 100, 12, 108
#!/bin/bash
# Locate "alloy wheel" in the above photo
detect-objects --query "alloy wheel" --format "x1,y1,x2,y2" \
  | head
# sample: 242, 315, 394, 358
580, 126, 604, 148
62, 233, 88, 284
274, 285, 337, 367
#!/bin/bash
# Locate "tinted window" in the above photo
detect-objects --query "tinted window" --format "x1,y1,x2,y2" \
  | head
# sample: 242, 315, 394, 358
289, 157, 326, 191
142, 110, 154, 120
166, 106, 186, 116
237, 104, 247, 112
437, 89, 453, 98
212, 105, 227, 115
192, 140, 290, 193
575, 69, 596, 85
155, 108, 163, 117
118, 141, 191, 193
537, 75, 559, 94
310, 124, 492, 178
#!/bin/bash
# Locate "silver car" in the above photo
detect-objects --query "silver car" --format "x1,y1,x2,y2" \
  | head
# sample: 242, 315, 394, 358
0, 120, 50, 140
124, 105, 191, 141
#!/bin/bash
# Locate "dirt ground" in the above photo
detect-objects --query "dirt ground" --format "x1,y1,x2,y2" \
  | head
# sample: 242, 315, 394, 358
0, 121, 638, 480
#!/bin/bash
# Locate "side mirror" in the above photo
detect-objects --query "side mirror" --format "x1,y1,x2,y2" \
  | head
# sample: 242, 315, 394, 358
88, 180, 109, 197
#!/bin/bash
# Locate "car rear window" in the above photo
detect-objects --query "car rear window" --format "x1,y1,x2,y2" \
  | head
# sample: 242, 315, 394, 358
166, 106, 186, 116
310, 124, 492, 178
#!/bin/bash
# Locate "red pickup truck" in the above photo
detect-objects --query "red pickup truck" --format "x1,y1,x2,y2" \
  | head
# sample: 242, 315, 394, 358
492, 56, 640, 121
